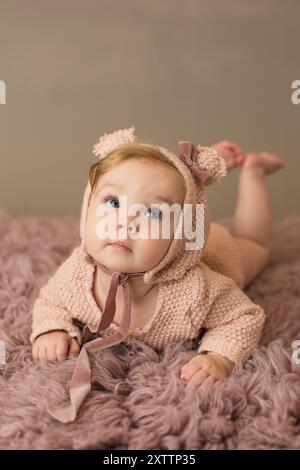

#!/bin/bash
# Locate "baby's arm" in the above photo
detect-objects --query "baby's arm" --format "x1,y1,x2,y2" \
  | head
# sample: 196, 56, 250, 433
30, 248, 83, 362
180, 264, 266, 390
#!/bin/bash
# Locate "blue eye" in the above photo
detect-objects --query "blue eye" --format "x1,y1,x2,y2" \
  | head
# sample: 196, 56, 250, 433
103, 196, 120, 208
147, 207, 162, 219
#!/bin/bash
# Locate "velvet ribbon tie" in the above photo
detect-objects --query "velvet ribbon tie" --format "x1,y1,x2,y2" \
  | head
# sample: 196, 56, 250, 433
47, 261, 144, 423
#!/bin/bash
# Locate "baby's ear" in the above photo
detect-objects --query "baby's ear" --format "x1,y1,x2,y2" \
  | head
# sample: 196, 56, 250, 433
196, 145, 227, 187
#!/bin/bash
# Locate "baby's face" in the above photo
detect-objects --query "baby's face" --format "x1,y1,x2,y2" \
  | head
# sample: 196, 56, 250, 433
85, 158, 186, 274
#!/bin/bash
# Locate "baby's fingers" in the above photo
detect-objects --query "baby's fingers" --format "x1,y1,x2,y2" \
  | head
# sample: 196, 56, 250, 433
47, 342, 59, 362
56, 340, 69, 362
185, 368, 210, 391
38, 346, 48, 362
68, 338, 80, 359
213, 380, 222, 387
180, 356, 205, 382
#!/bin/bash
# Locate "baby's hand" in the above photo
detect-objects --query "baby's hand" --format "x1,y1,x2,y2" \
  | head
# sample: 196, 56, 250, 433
180, 352, 235, 391
211, 140, 245, 169
32, 330, 80, 362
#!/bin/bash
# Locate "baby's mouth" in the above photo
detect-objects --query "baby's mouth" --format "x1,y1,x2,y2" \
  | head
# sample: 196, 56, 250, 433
107, 241, 132, 252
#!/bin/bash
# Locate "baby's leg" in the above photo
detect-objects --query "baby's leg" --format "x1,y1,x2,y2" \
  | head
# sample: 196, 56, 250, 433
233, 152, 284, 288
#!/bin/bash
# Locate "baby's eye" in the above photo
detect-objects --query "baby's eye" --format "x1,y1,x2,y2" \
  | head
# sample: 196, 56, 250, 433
103, 196, 120, 208
146, 207, 162, 219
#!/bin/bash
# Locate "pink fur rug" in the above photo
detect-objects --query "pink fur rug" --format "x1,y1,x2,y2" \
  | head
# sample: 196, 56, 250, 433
1, 208, 300, 450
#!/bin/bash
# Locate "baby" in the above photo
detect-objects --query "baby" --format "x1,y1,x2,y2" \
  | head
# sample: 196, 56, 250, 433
30, 126, 284, 421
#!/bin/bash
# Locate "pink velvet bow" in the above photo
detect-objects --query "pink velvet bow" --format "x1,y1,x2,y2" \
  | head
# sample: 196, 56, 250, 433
178, 141, 210, 188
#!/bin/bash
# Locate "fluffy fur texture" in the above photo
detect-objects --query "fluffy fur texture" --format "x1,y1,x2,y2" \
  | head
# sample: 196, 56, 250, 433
1, 208, 300, 450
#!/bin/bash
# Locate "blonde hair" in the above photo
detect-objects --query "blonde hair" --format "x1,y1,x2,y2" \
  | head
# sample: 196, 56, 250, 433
89, 142, 184, 194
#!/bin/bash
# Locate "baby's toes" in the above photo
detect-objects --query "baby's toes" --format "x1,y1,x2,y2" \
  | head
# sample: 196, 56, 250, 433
236, 153, 246, 164
223, 152, 245, 171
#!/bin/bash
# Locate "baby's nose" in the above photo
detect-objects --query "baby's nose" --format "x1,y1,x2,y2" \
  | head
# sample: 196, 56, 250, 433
117, 214, 139, 234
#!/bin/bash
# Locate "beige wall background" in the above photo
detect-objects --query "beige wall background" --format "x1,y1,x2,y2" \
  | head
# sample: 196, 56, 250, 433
0, 0, 299, 222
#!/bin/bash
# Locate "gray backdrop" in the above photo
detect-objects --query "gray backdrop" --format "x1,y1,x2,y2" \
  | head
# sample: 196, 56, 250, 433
0, 0, 299, 221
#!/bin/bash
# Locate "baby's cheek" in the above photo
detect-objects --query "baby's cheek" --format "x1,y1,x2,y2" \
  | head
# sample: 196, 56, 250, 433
85, 219, 106, 258
136, 238, 167, 271
85, 222, 96, 249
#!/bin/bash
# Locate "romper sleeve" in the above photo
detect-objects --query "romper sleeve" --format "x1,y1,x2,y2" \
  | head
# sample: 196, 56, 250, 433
190, 263, 266, 364
30, 247, 83, 345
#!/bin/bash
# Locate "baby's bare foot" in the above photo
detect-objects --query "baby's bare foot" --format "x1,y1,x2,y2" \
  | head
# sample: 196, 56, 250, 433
242, 151, 285, 176
211, 141, 246, 172
225, 152, 246, 172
